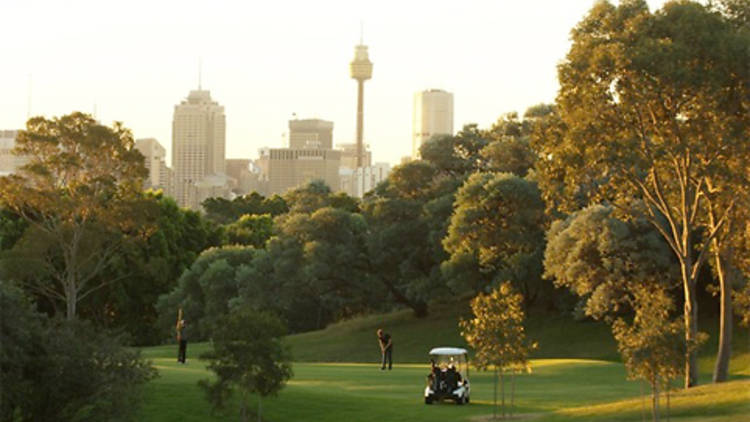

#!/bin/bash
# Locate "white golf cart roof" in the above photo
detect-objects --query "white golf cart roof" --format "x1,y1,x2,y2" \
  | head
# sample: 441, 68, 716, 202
429, 347, 468, 356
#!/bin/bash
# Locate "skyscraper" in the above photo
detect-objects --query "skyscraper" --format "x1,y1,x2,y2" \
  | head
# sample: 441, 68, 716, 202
135, 137, 173, 195
172, 89, 226, 209
412, 89, 454, 158
350, 38, 373, 168
289, 118, 334, 149
0, 130, 27, 175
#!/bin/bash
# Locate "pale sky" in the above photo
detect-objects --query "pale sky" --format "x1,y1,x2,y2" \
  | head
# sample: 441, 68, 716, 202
0, 0, 669, 166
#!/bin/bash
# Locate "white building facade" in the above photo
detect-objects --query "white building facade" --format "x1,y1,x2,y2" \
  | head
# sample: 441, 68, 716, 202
412, 89, 454, 159
172, 89, 227, 209
0, 130, 27, 176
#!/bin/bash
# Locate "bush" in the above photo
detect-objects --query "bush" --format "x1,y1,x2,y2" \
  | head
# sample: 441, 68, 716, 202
1, 281, 156, 422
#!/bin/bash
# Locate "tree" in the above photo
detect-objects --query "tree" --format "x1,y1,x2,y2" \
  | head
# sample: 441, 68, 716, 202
612, 285, 693, 422
156, 245, 259, 340
1, 281, 156, 421
202, 192, 288, 225
460, 282, 535, 420
0, 112, 150, 320
538, 0, 748, 387
199, 308, 292, 422
82, 194, 221, 345
443, 173, 546, 305
224, 214, 274, 248
0, 209, 27, 251
544, 204, 707, 419
362, 160, 457, 316
268, 207, 378, 329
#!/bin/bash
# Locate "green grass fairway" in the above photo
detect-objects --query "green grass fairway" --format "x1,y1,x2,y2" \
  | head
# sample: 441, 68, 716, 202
138, 306, 750, 421
137, 349, 749, 422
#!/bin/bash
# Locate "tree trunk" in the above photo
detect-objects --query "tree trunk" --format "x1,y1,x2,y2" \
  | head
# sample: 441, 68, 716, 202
65, 281, 77, 320
666, 385, 670, 422
510, 369, 515, 419
257, 395, 262, 422
712, 250, 732, 383
641, 381, 646, 422
500, 369, 505, 419
680, 260, 699, 388
652, 377, 660, 422
493, 367, 498, 420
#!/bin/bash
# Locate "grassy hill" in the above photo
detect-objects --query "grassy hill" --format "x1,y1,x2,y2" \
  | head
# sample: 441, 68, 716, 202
284, 301, 748, 368
137, 304, 749, 421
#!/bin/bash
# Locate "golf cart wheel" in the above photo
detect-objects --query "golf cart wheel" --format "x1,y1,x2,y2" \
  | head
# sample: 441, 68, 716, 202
465, 396, 470, 404
425, 396, 433, 405
455, 397, 464, 405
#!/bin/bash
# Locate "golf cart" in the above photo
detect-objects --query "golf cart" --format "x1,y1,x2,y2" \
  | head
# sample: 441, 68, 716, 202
424, 347, 470, 405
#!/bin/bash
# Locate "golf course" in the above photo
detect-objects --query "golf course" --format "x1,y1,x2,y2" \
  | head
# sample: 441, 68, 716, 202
137, 305, 750, 421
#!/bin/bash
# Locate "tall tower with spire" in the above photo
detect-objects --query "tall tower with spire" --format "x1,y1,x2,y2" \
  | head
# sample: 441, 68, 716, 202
349, 31, 372, 168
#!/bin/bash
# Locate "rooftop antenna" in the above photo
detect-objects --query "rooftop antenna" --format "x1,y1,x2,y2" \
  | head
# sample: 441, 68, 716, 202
93, 101, 98, 120
198, 58, 202, 90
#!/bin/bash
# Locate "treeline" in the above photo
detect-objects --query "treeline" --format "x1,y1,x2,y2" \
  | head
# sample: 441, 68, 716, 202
0, 1, 748, 420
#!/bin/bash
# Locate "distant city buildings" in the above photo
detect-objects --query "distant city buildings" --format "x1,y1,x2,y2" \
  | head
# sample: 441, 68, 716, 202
226, 158, 261, 195
289, 119, 334, 150
171, 89, 230, 209
135, 138, 174, 195
412, 89, 454, 159
338, 142, 371, 170
256, 118, 341, 196
340, 162, 390, 198
0, 130, 26, 176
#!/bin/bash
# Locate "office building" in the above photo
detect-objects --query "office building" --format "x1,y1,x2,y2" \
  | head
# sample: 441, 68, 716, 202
289, 119, 334, 150
256, 147, 341, 196
0, 130, 27, 175
171, 88, 228, 209
412, 89, 454, 158
340, 162, 390, 198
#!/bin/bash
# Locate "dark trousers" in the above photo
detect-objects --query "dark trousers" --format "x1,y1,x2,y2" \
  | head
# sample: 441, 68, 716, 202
381, 347, 393, 369
178, 339, 187, 363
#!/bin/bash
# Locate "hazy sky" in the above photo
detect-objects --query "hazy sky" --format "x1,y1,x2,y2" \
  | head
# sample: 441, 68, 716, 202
1, 0, 669, 166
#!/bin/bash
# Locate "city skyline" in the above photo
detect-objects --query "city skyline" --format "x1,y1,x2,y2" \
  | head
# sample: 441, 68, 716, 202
1, 0, 670, 166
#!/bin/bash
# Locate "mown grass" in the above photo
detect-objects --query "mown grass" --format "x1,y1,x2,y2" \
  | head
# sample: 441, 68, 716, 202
137, 304, 750, 421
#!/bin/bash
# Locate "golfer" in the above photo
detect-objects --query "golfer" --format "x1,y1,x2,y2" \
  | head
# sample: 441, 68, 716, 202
376, 328, 393, 370
177, 319, 188, 364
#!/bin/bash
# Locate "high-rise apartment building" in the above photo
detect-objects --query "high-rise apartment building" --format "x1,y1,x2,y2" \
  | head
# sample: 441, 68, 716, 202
256, 117, 342, 196
412, 89, 454, 158
289, 119, 334, 150
135, 137, 173, 196
172, 89, 227, 209
256, 147, 341, 196
0, 130, 27, 175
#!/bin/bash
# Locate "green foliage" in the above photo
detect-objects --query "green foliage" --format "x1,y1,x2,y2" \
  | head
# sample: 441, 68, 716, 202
544, 205, 675, 320
0, 281, 156, 421
199, 308, 292, 422
157, 245, 260, 341
0, 209, 26, 251
443, 172, 546, 305
77, 194, 221, 345
540, 1, 749, 386
268, 207, 380, 330
202, 192, 288, 225
460, 282, 536, 419
460, 282, 536, 372
0, 112, 151, 320
224, 213, 273, 248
